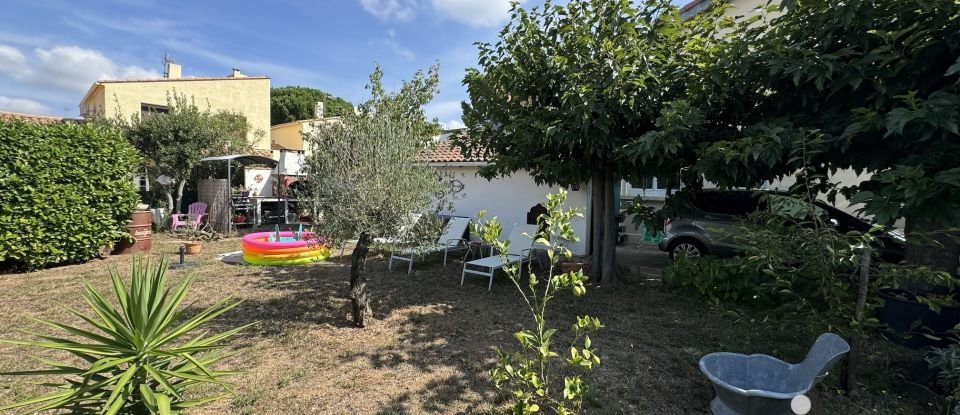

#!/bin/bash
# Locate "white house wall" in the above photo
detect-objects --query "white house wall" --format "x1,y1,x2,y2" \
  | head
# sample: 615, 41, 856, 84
436, 165, 589, 255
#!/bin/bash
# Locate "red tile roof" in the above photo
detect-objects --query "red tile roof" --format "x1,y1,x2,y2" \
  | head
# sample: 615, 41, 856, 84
249, 148, 274, 158
0, 110, 65, 124
420, 140, 487, 163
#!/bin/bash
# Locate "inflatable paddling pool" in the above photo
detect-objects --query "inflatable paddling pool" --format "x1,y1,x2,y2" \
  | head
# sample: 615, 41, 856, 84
242, 231, 330, 266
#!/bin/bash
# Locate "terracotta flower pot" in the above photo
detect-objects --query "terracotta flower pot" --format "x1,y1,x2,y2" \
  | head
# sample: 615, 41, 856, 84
184, 242, 202, 255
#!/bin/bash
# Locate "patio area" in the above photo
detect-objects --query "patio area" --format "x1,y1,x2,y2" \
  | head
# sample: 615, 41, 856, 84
0, 235, 933, 414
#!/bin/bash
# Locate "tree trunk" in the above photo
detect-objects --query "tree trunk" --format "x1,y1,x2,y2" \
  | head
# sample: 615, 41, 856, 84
164, 192, 175, 216
350, 232, 373, 328
591, 174, 605, 279
904, 218, 960, 275
601, 172, 618, 285
174, 179, 187, 214
843, 248, 871, 396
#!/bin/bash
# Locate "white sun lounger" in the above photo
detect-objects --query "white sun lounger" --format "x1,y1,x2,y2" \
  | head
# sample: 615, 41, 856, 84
461, 224, 539, 291
388, 216, 471, 274
374, 213, 423, 245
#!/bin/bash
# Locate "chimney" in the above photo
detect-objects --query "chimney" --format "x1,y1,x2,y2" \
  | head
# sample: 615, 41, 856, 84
314, 101, 324, 119
229, 68, 245, 78
165, 61, 181, 79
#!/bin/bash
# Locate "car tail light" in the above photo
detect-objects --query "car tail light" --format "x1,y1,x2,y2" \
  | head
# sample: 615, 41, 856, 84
663, 217, 673, 232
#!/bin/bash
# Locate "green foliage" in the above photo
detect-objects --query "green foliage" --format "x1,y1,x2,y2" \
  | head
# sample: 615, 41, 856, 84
623, 195, 682, 235
121, 93, 254, 213
926, 345, 960, 413
0, 119, 138, 270
270, 86, 354, 125
0, 258, 251, 414
458, 0, 697, 186
664, 257, 772, 308
479, 190, 601, 415
874, 263, 959, 310
665, 197, 874, 335
302, 64, 445, 244
686, 0, 960, 228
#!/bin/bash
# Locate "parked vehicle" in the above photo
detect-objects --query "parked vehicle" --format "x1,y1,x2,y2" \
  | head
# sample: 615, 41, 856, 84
658, 190, 905, 262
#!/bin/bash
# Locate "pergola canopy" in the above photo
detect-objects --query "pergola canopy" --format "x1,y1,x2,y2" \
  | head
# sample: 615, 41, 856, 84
200, 154, 278, 167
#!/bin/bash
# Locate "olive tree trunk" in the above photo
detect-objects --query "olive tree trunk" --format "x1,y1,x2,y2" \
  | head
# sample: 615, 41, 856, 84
174, 179, 187, 214
350, 232, 373, 327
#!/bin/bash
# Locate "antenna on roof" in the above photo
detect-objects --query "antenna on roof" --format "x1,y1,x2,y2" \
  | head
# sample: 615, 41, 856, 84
162, 53, 176, 78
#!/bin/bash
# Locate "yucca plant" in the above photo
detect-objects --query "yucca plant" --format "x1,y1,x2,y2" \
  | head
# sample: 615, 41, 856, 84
0, 257, 252, 414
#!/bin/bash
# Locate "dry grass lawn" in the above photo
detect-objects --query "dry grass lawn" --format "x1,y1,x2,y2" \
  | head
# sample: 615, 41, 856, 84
0, 235, 936, 414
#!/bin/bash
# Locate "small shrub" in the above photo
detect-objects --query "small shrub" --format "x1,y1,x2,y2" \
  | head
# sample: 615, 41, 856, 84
478, 190, 601, 415
665, 203, 870, 334
664, 256, 773, 307
926, 345, 960, 414
0, 258, 252, 414
0, 119, 139, 270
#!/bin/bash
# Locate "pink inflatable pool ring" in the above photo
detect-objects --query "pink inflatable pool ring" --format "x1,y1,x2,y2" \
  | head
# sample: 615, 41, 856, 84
242, 231, 330, 265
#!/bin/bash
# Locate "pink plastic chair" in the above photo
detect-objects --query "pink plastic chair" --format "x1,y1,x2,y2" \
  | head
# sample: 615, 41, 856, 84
171, 202, 207, 231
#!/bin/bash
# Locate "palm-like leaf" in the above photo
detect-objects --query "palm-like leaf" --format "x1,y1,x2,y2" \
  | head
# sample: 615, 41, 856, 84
0, 257, 253, 414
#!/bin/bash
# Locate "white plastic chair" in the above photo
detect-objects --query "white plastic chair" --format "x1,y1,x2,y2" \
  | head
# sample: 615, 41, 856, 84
461, 224, 539, 291
389, 217, 471, 274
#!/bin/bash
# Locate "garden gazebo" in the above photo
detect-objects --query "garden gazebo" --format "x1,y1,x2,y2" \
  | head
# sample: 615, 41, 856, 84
198, 154, 288, 232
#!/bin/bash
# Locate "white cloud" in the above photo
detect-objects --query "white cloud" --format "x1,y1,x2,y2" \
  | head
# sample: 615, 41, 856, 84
431, 0, 517, 27
0, 45, 28, 78
426, 100, 463, 121
0, 96, 50, 114
443, 119, 465, 130
374, 30, 416, 61
0, 44, 161, 93
360, 0, 417, 22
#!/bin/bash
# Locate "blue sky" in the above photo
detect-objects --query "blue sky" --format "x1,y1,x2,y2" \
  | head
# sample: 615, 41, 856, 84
0, 0, 686, 127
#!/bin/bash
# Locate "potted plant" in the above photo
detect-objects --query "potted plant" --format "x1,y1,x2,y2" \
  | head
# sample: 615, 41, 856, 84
176, 224, 223, 255
876, 263, 960, 348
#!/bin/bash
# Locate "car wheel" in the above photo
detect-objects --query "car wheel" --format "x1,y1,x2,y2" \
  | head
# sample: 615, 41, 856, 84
669, 239, 706, 260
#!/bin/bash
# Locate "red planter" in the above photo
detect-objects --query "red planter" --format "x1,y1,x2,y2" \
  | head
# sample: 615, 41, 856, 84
113, 211, 153, 255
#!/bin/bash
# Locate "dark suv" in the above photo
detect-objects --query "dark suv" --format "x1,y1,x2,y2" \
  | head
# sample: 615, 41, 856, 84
657, 190, 905, 262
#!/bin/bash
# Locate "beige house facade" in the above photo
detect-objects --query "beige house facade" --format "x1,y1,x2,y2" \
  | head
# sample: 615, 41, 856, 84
79, 62, 272, 153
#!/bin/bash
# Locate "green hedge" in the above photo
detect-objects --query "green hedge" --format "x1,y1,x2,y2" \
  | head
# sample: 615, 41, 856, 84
0, 119, 139, 270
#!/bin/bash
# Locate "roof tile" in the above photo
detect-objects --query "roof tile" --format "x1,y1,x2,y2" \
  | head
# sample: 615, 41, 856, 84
420, 139, 487, 163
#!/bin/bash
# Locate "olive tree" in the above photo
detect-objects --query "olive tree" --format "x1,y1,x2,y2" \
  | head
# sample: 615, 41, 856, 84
302, 64, 446, 328
122, 93, 255, 213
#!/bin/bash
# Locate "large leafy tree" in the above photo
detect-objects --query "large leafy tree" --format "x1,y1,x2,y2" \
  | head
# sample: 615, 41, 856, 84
271, 86, 354, 125
458, 0, 700, 283
302, 64, 446, 328
123, 94, 254, 213
686, 0, 960, 271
